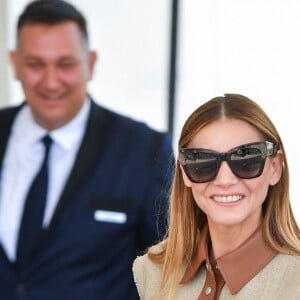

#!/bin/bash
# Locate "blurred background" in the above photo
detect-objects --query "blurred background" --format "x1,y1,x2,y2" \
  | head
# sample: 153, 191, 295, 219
1, 0, 300, 222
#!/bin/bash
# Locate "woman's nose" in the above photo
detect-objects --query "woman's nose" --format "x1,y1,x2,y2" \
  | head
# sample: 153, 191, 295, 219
213, 161, 239, 186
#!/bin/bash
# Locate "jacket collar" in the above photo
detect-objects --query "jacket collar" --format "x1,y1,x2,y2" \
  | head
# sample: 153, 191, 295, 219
181, 224, 277, 294
0, 105, 23, 171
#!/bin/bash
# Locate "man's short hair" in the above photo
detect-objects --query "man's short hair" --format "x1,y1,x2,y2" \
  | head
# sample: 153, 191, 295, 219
17, 0, 88, 44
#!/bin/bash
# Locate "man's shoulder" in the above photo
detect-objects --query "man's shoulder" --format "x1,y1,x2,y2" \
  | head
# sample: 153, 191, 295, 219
91, 101, 165, 135
90, 100, 174, 163
0, 103, 22, 115
0, 104, 23, 129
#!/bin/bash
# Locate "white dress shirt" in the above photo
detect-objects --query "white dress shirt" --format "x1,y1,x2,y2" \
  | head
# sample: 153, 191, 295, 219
0, 99, 90, 261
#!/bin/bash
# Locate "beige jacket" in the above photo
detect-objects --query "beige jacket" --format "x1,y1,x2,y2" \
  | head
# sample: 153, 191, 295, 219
133, 251, 300, 299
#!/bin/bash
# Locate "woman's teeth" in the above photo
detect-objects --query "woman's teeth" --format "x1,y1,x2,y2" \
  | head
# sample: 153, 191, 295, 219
213, 195, 242, 203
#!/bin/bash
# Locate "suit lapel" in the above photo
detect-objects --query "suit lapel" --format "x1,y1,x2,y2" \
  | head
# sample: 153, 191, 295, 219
0, 106, 22, 171
0, 105, 22, 269
45, 100, 113, 232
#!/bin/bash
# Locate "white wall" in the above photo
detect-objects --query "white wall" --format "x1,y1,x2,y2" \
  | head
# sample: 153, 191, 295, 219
0, 0, 9, 105
176, 0, 300, 221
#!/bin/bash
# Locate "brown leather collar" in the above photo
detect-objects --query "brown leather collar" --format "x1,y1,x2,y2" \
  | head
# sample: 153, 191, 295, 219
181, 225, 277, 294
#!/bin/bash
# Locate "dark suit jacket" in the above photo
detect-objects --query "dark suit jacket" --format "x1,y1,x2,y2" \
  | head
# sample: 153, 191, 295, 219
0, 99, 174, 299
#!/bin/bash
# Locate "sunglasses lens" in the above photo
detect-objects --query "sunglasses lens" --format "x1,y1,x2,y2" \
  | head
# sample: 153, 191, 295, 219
180, 142, 269, 182
229, 146, 266, 178
181, 152, 219, 183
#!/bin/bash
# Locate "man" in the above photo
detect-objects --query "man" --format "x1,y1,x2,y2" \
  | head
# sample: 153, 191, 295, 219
0, 0, 174, 299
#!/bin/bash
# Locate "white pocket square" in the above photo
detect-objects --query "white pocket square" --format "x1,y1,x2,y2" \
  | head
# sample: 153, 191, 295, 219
94, 210, 127, 224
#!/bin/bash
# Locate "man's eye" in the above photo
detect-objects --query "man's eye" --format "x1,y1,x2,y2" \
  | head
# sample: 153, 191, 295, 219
27, 63, 43, 69
59, 62, 75, 69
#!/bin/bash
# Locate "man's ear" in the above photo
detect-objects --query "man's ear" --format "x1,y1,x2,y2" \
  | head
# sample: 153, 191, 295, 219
87, 50, 97, 80
179, 163, 193, 188
9, 50, 19, 80
269, 150, 283, 186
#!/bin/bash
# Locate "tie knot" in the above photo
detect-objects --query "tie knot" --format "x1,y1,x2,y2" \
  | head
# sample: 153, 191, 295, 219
42, 135, 53, 151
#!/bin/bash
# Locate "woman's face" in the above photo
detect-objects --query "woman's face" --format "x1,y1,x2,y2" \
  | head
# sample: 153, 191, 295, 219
180, 118, 282, 231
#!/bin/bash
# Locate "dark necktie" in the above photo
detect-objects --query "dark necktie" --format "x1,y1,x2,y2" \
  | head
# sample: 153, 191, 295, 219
16, 135, 53, 264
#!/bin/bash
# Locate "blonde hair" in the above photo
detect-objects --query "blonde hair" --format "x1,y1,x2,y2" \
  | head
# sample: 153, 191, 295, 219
148, 94, 300, 299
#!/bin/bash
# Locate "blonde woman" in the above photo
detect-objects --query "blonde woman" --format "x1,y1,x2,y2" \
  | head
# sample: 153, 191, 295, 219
133, 94, 300, 299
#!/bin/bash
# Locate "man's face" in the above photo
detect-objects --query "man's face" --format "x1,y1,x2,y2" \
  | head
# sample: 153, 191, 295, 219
10, 21, 97, 130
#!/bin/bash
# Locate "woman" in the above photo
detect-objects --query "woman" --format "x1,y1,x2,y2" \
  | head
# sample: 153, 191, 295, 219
133, 94, 300, 299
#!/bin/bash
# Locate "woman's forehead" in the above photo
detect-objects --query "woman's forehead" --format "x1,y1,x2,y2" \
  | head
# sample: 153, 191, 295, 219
188, 119, 263, 152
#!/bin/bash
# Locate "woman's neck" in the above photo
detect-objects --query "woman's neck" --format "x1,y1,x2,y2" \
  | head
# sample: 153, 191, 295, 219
208, 219, 262, 259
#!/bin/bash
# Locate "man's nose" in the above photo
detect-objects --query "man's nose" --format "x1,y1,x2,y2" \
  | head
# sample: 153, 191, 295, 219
41, 67, 60, 88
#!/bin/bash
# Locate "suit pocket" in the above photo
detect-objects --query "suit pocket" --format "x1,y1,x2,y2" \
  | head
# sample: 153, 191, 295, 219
89, 197, 133, 224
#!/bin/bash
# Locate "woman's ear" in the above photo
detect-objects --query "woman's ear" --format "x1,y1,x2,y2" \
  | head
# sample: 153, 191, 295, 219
179, 163, 193, 188
269, 150, 283, 186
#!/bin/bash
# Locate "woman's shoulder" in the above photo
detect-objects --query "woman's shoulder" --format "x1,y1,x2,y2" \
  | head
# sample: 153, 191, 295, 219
268, 253, 300, 282
133, 243, 164, 278
133, 250, 162, 278
133, 244, 164, 299
276, 253, 300, 264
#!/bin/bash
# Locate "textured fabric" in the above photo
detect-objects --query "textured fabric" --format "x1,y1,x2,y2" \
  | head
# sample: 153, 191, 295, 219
181, 225, 277, 297
133, 233, 300, 299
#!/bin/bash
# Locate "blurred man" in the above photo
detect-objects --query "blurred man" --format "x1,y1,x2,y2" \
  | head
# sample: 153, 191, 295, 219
0, 0, 174, 299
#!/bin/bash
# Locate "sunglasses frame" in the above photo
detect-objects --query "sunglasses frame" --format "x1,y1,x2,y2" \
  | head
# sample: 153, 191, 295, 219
179, 141, 276, 183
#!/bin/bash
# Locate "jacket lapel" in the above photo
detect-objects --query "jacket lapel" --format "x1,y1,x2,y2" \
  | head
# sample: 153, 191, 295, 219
45, 100, 112, 232
0, 105, 22, 171
0, 105, 22, 269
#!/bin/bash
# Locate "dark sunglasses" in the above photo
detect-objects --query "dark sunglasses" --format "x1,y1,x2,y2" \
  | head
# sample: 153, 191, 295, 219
179, 141, 276, 183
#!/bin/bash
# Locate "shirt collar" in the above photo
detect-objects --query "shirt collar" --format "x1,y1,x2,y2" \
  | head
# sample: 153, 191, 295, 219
181, 224, 277, 294
50, 99, 90, 151
14, 98, 91, 151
